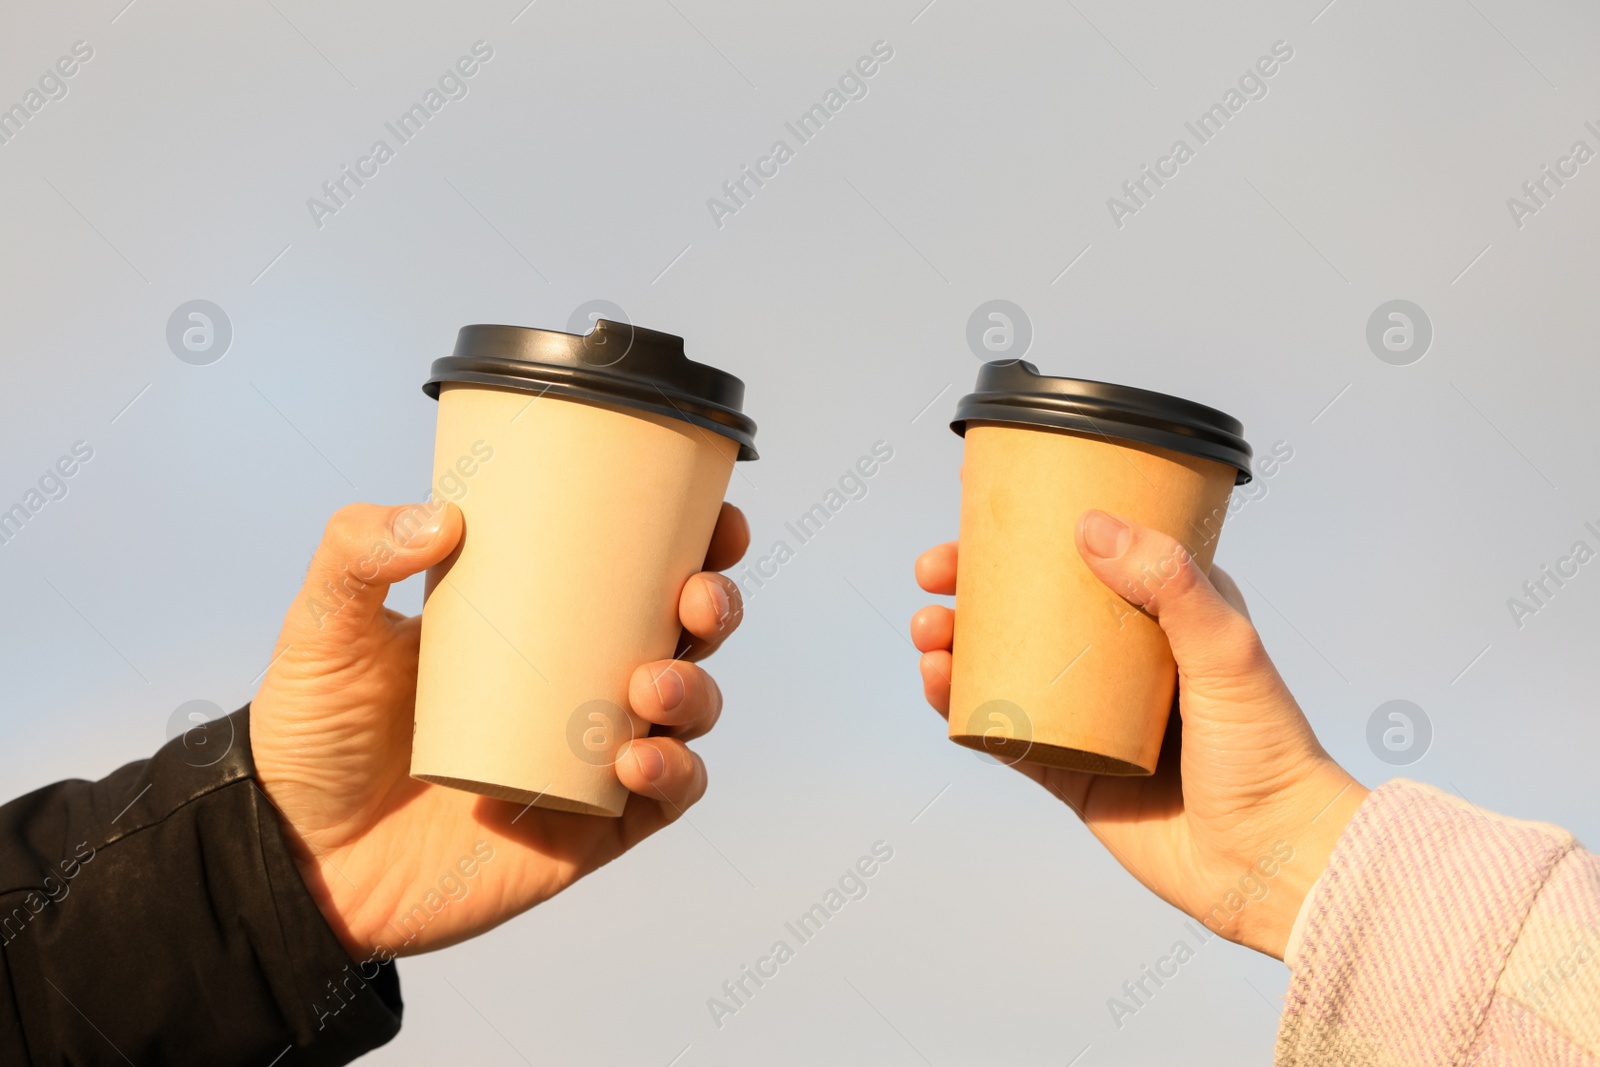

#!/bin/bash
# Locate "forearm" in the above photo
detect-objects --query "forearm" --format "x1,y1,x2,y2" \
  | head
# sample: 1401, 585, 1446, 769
0, 708, 402, 1065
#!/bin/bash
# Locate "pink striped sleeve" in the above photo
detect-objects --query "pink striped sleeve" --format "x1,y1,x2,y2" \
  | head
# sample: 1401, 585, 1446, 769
1275, 779, 1600, 1066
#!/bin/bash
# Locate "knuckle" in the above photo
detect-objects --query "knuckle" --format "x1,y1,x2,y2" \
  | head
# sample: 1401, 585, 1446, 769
321, 504, 370, 553
1202, 612, 1271, 675
1215, 611, 1262, 655
1137, 542, 1199, 608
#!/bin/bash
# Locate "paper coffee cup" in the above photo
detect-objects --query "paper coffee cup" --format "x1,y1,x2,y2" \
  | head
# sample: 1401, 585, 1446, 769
410, 320, 757, 817
946, 361, 1251, 775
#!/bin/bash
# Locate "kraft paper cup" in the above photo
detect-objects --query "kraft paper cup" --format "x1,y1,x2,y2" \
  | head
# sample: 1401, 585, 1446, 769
410, 321, 756, 817
946, 361, 1251, 776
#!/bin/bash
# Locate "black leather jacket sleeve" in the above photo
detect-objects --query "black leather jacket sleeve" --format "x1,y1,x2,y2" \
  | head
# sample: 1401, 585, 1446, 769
0, 707, 402, 1065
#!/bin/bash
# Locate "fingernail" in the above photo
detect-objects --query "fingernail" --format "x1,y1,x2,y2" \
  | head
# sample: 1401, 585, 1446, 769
706, 578, 731, 624
1081, 511, 1131, 559
392, 501, 446, 547
652, 666, 685, 711
632, 744, 665, 782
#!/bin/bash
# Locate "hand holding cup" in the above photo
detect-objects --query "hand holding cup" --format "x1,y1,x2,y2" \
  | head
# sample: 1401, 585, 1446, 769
250, 498, 749, 960
912, 514, 1366, 958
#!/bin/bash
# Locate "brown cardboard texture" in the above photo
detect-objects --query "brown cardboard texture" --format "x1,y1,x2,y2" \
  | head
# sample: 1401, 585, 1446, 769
948, 421, 1237, 775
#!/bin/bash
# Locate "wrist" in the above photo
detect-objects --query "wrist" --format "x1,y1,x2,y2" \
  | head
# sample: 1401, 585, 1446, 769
257, 778, 372, 960
1235, 768, 1367, 959
288, 848, 372, 960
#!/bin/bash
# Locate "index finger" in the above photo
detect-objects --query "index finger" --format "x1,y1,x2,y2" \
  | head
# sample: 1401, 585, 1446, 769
703, 502, 749, 573
915, 541, 958, 595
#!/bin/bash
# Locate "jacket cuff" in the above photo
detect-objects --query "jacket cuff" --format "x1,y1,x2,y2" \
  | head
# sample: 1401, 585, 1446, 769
1281, 872, 1321, 971
249, 731, 406, 1063
1274, 779, 1574, 1065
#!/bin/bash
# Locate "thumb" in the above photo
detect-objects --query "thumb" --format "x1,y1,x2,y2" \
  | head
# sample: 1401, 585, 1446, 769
1074, 509, 1271, 689
288, 500, 463, 639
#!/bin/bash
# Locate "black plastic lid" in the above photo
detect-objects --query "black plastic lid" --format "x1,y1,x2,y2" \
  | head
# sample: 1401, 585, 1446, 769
424, 320, 757, 460
951, 361, 1252, 484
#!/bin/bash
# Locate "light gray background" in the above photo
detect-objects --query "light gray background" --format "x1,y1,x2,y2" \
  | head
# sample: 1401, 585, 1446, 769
3, 0, 1598, 1063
